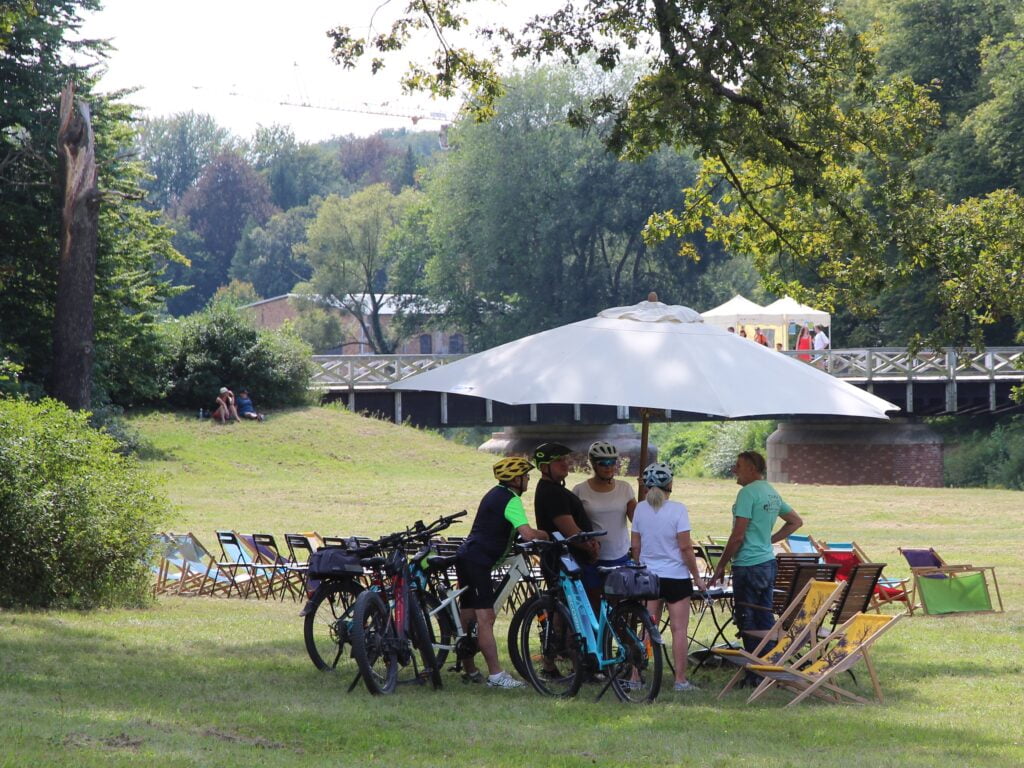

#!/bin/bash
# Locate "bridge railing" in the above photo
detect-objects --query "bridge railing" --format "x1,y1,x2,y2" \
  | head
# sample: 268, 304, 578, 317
311, 354, 466, 389
312, 348, 1024, 390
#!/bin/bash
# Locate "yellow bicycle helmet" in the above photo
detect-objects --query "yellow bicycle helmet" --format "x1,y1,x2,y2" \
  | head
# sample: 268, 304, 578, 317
493, 456, 534, 482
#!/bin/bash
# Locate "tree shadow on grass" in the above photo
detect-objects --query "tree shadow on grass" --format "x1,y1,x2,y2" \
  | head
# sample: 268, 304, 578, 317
1, 612, 1022, 767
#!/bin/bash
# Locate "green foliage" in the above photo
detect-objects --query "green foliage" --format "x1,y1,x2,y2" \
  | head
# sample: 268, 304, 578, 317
303, 184, 422, 353
1, 0, 179, 406
943, 418, 1024, 490
230, 202, 318, 298
417, 66, 715, 348
651, 420, 776, 478
287, 303, 344, 354
0, 396, 166, 608
168, 152, 277, 315
160, 304, 314, 409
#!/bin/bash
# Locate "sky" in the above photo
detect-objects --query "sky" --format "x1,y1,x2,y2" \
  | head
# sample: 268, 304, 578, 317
79, 0, 542, 143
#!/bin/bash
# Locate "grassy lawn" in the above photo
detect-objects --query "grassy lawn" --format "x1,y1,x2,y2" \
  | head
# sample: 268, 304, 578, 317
1, 407, 1021, 767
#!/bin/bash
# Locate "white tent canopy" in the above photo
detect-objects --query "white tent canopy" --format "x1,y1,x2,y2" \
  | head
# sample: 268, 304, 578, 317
761, 296, 830, 328
700, 295, 775, 328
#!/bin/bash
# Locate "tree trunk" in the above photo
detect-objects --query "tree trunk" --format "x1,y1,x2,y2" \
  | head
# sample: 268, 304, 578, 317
50, 82, 100, 410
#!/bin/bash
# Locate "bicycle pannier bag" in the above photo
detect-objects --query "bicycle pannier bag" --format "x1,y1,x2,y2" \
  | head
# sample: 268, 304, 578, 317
307, 547, 363, 578
603, 566, 660, 600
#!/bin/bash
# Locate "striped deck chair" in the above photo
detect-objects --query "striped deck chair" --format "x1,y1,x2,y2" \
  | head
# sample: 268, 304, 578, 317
167, 532, 245, 597
716, 579, 845, 699
746, 613, 903, 707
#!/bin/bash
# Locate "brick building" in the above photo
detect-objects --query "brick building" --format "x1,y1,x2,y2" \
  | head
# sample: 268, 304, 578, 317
243, 293, 465, 355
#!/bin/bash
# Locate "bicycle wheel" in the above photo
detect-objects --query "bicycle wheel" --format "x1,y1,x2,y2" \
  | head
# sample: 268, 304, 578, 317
410, 591, 443, 689
603, 600, 663, 703
518, 596, 582, 697
303, 579, 363, 671
420, 591, 456, 670
506, 594, 536, 679
350, 590, 399, 695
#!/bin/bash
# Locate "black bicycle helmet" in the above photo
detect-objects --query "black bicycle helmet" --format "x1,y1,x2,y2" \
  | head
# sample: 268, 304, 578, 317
533, 442, 572, 464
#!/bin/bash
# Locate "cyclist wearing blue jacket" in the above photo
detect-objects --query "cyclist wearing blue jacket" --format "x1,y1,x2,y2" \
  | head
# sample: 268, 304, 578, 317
456, 457, 549, 689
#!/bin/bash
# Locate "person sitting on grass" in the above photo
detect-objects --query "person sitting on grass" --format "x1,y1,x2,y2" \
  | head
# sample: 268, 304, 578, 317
235, 388, 265, 421
212, 387, 240, 423
455, 457, 549, 689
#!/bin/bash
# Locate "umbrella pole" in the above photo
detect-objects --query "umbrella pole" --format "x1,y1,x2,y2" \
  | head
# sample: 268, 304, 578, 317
637, 409, 650, 501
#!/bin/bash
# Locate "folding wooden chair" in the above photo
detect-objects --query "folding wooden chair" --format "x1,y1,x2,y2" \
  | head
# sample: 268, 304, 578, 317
167, 532, 248, 597
772, 554, 822, 615
782, 534, 823, 557
746, 612, 903, 707
898, 547, 1003, 615
215, 530, 279, 599
823, 563, 885, 635
821, 548, 913, 614
284, 533, 321, 597
248, 533, 305, 601
715, 579, 846, 698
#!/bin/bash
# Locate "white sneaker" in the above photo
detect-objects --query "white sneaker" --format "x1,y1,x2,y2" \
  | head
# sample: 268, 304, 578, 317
487, 671, 525, 689
673, 680, 699, 692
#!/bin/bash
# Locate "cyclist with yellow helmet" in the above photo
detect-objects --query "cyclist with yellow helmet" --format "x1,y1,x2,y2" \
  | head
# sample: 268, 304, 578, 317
455, 456, 549, 688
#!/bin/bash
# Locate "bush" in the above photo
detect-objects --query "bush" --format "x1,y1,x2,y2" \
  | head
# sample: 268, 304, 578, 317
0, 397, 167, 608
161, 303, 315, 409
649, 420, 777, 478
944, 418, 1024, 490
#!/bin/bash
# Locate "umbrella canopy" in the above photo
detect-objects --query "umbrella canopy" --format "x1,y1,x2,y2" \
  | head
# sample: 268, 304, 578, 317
390, 299, 895, 420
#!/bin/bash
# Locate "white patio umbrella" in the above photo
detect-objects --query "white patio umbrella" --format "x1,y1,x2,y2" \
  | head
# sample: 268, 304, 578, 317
390, 296, 897, 465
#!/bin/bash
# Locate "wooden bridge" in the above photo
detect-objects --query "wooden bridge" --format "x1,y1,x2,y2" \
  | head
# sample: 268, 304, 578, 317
312, 347, 1024, 428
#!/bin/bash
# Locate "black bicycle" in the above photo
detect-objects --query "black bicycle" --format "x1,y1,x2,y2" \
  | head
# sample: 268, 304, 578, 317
349, 512, 467, 695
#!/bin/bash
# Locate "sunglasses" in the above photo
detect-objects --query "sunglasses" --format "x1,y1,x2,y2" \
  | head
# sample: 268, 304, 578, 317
594, 458, 617, 467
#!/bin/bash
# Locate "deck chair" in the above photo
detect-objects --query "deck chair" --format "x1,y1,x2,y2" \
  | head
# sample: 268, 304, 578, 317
782, 534, 823, 557
824, 563, 885, 634
247, 533, 305, 601
151, 533, 191, 595
284, 532, 321, 597
167, 532, 246, 597
746, 613, 903, 707
898, 547, 1003, 615
215, 530, 280, 599
772, 554, 822, 615
715, 579, 846, 698
821, 548, 913, 614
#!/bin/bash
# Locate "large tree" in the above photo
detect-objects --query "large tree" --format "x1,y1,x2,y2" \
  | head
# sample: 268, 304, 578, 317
331, 0, 1024, 347
167, 151, 276, 314
414, 66, 717, 348
302, 184, 420, 353
136, 111, 235, 211
1, 0, 178, 405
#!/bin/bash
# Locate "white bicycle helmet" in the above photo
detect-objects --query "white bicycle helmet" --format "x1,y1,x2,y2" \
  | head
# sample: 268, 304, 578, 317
642, 462, 674, 489
588, 440, 618, 460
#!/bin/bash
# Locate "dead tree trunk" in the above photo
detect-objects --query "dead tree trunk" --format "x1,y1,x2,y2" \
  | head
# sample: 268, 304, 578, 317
50, 82, 100, 410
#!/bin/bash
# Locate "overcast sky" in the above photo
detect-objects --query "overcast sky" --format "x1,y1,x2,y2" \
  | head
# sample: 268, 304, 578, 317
79, 0, 546, 143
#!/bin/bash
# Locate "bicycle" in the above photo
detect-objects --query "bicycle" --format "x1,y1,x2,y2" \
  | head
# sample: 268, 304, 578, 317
410, 540, 543, 678
349, 512, 466, 694
513, 532, 664, 703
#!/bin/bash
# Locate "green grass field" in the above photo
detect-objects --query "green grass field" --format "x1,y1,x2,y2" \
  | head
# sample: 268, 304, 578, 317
1, 407, 1022, 767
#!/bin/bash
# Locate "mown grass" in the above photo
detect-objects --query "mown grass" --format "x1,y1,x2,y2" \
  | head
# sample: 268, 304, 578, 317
1, 406, 1022, 767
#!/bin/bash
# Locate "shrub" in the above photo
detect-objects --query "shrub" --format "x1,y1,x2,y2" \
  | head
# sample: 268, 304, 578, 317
650, 420, 777, 478
944, 418, 1024, 490
0, 397, 167, 608
161, 303, 315, 409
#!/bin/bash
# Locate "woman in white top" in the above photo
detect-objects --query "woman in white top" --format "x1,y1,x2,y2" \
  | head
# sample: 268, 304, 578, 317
572, 441, 636, 566
630, 462, 706, 692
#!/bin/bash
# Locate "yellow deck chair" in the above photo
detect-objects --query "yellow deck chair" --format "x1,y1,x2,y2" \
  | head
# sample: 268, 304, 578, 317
715, 579, 845, 699
746, 612, 902, 707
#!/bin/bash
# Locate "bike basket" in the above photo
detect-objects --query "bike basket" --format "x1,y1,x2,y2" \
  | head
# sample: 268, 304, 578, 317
307, 547, 363, 579
602, 567, 660, 601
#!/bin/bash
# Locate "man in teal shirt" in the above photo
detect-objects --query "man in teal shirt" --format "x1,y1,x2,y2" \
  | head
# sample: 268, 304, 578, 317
708, 451, 803, 654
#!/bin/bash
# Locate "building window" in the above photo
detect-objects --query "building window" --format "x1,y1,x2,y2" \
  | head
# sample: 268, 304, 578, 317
419, 334, 433, 354
449, 333, 464, 354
